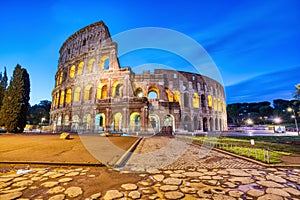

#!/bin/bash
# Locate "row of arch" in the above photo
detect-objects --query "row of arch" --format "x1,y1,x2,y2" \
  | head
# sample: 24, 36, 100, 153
53, 84, 225, 113
53, 111, 224, 133
56, 56, 110, 86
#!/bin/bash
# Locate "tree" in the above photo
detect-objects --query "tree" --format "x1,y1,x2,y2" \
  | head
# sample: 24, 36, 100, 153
227, 104, 240, 124
0, 67, 8, 110
0, 64, 30, 133
27, 100, 52, 125
294, 83, 300, 100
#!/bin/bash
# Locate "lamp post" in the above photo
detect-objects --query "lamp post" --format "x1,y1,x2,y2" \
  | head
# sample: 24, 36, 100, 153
287, 107, 299, 136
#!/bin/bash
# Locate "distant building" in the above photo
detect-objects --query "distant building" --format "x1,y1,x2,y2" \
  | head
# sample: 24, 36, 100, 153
50, 21, 227, 134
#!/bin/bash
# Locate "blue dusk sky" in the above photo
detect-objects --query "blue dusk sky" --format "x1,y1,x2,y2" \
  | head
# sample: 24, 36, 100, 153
0, 0, 299, 105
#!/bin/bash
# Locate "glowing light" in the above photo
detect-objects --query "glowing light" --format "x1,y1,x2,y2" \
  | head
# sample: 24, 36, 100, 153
274, 117, 281, 124
246, 118, 253, 125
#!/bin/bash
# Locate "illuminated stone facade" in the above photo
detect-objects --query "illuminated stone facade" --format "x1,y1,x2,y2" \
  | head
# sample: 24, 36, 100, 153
50, 21, 227, 134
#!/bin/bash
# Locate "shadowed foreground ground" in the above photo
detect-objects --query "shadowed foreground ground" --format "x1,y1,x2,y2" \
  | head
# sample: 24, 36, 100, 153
0, 134, 138, 164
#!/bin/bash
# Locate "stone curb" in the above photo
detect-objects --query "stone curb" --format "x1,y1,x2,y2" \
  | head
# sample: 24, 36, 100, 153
204, 145, 300, 168
113, 137, 144, 168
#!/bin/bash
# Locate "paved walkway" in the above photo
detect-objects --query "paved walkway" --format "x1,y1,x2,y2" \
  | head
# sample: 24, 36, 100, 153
1, 137, 300, 199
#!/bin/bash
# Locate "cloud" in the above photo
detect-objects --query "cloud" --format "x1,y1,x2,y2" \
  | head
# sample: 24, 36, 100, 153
226, 66, 300, 103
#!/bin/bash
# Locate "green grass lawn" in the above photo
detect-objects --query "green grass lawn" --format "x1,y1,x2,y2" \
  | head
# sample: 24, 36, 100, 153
190, 136, 297, 164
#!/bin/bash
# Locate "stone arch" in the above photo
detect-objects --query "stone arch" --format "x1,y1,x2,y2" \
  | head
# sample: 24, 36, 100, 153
66, 88, 72, 104
57, 115, 62, 130
84, 84, 93, 101
149, 114, 160, 133
192, 92, 199, 108
130, 112, 141, 132
87, 58, 96, 72
164, 114, 175, 132
74, 86, 81, 102
83, 114, 91, 131
201, 94, 206, 108
135, 87, 143, 97
95, 113, 105, 131
174, 90, 181, 104
165, 89, 174, 102
69, 65, 76, 78
77, 62, 84, 75
148, 86, 159, 99
96, 83, 107, 99
71, 115, 79, 132
193, 116, 198, 130
183, 115, 192, 131
112, 81, 123, 98
64, 115, 70, 131
59, 90, 65, 105
207, 95, 213, 108
100, 56, 110, 70
184, 92, 189, 107
59, 72, 64, 84
215, 118, 218, 130
113, 112, 122, 131
203, 117, 208, 132
209, 117, 213, 131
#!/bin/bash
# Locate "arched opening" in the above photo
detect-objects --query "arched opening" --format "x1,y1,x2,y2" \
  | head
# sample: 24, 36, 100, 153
219, 118, 222, 131
55, 93, 59, 106
74, 87, 81, 102
95, 113, 105, 131
63, 115, 69, 131
87, 58, 96, 72
112, 112, 122, 131
59, 72, 63, 84
77, 62, 84, 75
193, 93, 199, 108
66, 89, 72, 104
218, 99, 222, 112
194, 116, 198, 130
135, 88, 143, 97
215, 118, 218, 130
57, 115, 62, 130
165, 89, 174, 102
83, 114, 91, 131
130, 112, 141, 132
203, 117, 208, 132
100, 56, 110, 70
214, 97, 217, 111
69, 65, 76, 78
163, 114, 175, 132
174, 90, 180, 104
148, 86, 159, 99
207, 95, 213, 108
201, 94, 206, 108
101, 85, 107, 99
209, 117, 213, 131
59, 90, 65, 105
84, 85, 93, 101
183, 116, 192, 131
71, 115, 79, 132
184, 93, 189, 107
149, 114, 160, 133
112, 82, 123, 98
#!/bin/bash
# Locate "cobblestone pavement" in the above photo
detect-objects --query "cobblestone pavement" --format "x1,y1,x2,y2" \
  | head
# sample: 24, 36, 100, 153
1, 137, 300, 199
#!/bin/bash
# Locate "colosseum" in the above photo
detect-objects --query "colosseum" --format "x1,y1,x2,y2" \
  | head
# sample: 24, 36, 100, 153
50, 21, 227, 134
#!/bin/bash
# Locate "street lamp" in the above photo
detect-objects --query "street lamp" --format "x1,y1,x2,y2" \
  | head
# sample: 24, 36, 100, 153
287, 107, 299, 135
274, 117, 281, 124
246, 118, 253, 126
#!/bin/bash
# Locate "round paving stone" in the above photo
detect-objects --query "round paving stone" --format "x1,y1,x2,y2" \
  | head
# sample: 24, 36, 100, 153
89, 192, 101, 200
128, 191, 141, 199
47, 186, 65, 194
228, 190, 244, 198
182, 171, 202, 177
121, 183, 138, 191
247, 189, 265, 197
228, 169, 251, 177
153, 174, 165, 182
48, 194, 65, 200
257, 193, 283, 200
212, 194, 236, 200
58, 178, 72, 183
283, 187, 300, 196
12, 180, 33, 187
266, 188, 290, 197
163, 178, 182, 186
65, 172, 79, 177
266, 175, 286, 183
164, 191, 185, 199
0, 192, 22, 200
180, 186, 197, 194
160, 185, 178, 191
169, 173, 186, 178
64, 186, 83, 198
103, 190, 123, 200
41, 181, 59, 188
257, 181, 284, 188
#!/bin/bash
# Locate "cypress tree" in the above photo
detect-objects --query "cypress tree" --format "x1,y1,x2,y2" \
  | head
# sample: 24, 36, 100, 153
0, 67, 8, 109
1, 65, 30, 133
